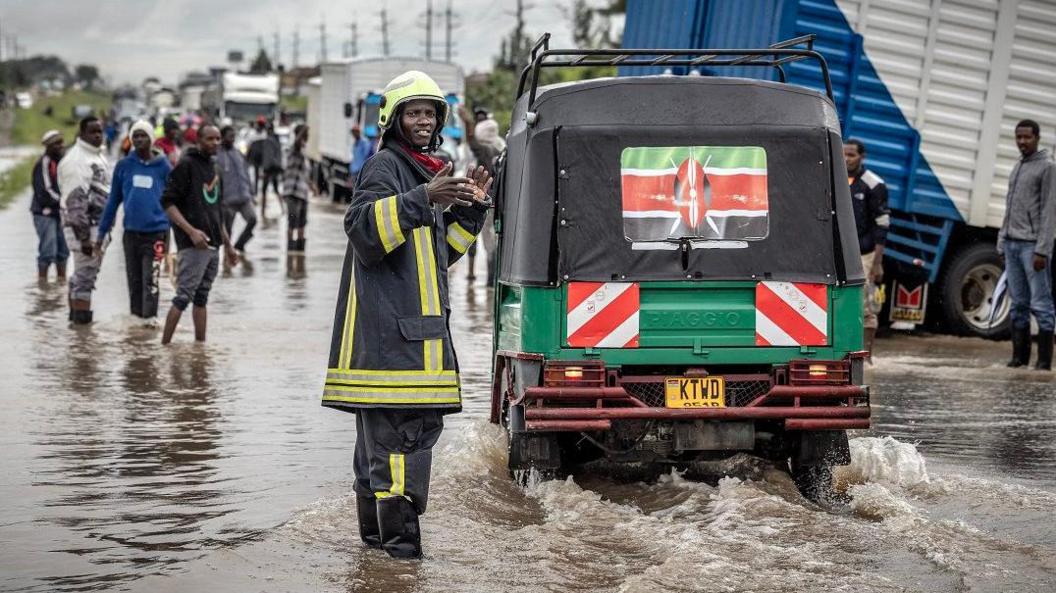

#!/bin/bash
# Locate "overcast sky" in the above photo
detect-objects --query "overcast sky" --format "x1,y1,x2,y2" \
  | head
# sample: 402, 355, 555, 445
0, 0, 585, 85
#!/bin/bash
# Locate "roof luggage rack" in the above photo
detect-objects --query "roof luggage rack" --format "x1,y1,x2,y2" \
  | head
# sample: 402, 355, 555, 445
517, 34, 834, 109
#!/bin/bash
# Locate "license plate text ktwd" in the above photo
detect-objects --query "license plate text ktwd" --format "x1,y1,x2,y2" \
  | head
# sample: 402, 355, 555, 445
665, 377, 726, 408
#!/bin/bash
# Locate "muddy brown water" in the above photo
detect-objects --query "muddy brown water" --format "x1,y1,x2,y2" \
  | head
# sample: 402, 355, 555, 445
1, 188, 1054, 592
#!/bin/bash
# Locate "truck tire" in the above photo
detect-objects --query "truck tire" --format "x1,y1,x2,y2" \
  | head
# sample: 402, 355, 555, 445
789, 430, 850, 505
939, 243, 1010, 339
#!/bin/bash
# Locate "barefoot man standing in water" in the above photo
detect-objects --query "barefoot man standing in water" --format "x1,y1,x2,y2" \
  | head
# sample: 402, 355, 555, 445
321, 71, 492, 559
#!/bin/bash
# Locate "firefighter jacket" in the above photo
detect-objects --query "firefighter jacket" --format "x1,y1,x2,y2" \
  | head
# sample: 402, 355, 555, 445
323, 143, 488, 413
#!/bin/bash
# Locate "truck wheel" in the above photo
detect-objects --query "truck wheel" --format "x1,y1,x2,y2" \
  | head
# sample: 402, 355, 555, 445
940, 243, 1010, 339
507, 408, 561, 483
791, 460, 836, 504
789, 430, 850, 505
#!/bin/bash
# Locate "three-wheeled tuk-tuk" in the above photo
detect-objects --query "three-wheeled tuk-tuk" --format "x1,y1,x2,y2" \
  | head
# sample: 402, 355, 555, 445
490, 35, 869, 502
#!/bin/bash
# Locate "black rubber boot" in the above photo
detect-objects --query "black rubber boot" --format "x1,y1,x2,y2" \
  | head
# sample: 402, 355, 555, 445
356, 496, 382, 549
1007, 327, 1031, 368
287, 238, 297, 253
1035, 331, 1053, 371
72, 309, 93, 325
298, 238, 306, 252
377, 497, 422, 559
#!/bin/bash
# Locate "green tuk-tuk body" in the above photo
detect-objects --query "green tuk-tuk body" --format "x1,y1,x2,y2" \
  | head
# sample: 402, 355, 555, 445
489, 39, 869, 501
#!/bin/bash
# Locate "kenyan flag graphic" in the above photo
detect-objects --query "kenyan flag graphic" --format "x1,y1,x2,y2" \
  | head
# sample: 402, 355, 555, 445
620, 146, 769, 245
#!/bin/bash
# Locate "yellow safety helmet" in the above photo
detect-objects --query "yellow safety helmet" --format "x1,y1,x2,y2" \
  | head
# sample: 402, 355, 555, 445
378, 70, 448, 134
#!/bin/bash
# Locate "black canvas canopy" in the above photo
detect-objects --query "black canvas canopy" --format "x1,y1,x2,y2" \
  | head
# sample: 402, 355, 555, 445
497, 76, 864, 287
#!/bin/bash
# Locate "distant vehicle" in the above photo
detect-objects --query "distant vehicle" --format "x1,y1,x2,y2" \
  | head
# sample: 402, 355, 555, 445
622, 0, 1056, 339
491, 36, 868, 504
112, 97, 143, 123
219, 72, 279, 125
315, 57, 464, 201
149, 88, 178, 112
15, 92, 32, 109
71, 104, 94, 120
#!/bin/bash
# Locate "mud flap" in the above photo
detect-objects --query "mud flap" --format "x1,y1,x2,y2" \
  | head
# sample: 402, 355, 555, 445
795, 430, 851, 466
508, 406, 562, 471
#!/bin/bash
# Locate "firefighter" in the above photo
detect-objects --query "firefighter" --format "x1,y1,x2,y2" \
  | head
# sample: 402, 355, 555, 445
321, 71, 493, 559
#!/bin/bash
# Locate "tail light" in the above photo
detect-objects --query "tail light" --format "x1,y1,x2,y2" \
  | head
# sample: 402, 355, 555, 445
788, 360, 850, 385
543, 360, 605, 388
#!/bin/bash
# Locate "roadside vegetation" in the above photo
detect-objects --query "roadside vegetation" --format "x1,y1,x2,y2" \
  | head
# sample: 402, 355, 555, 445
10, 90, 109, 146
0, 156, 35, 208
0, 90, 109, 208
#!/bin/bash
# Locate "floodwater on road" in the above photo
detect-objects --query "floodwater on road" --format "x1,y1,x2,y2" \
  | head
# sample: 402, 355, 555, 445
0, 187, 1054, 592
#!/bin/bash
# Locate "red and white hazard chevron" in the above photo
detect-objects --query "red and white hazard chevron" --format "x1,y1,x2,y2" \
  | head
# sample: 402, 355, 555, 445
755, 281, 828, 346
567, 282, 640, 348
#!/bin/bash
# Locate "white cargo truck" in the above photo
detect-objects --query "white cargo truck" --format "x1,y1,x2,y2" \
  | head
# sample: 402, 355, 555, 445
316, 57, 465, 201
220, 72, 280, 125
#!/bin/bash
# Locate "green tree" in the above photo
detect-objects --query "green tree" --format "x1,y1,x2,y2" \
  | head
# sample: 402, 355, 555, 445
74, 64, 99, 90
249, 49, 273, 74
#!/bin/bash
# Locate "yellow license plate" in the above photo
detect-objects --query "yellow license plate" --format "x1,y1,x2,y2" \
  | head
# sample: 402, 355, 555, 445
664, 377, 726, 408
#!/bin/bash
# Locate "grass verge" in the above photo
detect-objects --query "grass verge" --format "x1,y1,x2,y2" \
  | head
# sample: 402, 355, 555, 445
10, 90, 110, 146
0, 155, 36, 209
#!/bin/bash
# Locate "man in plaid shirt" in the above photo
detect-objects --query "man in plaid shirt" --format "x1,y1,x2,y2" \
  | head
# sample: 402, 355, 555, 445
283, 124, 311, 253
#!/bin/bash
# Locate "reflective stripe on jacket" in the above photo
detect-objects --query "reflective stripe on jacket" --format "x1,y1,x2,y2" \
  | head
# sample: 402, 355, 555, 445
323, 145, 487, 412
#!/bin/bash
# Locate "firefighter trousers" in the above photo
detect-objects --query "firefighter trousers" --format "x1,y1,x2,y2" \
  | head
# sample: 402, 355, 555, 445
353, 408, 444, 515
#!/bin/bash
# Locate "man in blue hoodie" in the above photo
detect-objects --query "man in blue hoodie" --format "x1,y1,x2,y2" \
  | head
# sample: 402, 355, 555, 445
96, 120, 173, 320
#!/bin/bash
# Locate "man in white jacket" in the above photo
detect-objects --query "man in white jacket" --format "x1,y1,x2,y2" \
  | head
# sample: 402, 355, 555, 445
58, 116, 111, 324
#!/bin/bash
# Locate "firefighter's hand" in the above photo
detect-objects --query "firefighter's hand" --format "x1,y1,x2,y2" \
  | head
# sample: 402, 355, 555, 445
458, 105, 472, 123
1033, 254, 1048, 272
426, 162, 476, 207
466, 165, 493, 202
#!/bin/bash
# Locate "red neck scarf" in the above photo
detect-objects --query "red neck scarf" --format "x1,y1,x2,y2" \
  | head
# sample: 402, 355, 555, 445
392, 137, 446, 177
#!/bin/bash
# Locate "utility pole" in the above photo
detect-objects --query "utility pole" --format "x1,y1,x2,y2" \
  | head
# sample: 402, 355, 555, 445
506, 0, 532, 70
292, 26, 300, 68
380, 9, 391, 57
348, 22, 358, 58
444, 0, 457, 63
319, 20, 328, 63
424, 0, 433, 60
257, 34, 264, 56
273, 30, 280, 68
0, 19, 4, 62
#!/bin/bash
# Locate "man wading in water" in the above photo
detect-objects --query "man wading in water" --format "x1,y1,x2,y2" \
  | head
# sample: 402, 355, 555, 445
321, 71, 492, 559
160, 125, 239, 344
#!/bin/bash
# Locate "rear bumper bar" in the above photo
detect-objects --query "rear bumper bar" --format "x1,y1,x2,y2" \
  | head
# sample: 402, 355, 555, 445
519, 384, 869, 431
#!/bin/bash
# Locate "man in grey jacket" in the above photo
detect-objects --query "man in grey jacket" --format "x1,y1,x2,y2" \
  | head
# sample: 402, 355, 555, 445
997, 119, 1055, 370
217, 126, 257, 253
